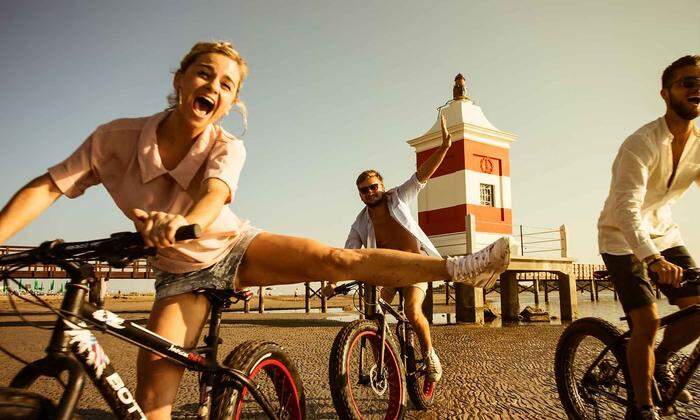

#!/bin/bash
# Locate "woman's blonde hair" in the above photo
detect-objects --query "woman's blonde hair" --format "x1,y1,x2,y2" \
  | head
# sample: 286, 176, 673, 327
167, 41, 250, 132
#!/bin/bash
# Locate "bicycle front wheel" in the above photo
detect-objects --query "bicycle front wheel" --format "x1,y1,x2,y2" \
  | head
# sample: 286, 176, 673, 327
0, 387, 56, 420
554, 317, 632, 419
329, 319, 407, 420
212, 340, 305, 420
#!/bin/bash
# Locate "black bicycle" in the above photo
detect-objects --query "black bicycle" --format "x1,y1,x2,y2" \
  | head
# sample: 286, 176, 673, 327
0, 226, 305, 420
554, 268, 700, 419
327, 281, 437, 420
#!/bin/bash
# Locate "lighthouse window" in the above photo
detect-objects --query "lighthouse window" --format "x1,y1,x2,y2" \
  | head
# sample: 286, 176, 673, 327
480, 183, 495, 207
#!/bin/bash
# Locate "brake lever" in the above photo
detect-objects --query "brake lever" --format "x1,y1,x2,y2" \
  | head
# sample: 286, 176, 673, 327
105, 246, 156, 268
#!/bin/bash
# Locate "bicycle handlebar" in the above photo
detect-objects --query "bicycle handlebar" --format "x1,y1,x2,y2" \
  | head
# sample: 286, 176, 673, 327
593, 268, 699, 285
328, 281, 361, 298
680, 268, 700, 286
0, 224, 201, 268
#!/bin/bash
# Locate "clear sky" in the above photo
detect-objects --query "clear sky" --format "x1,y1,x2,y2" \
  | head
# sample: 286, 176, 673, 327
1, 1, 698, 293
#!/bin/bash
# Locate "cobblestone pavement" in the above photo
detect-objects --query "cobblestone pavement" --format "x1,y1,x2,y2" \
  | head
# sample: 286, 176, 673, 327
0, 313, 698, 419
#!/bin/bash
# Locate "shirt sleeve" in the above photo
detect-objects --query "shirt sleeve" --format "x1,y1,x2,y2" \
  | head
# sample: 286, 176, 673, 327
395, 172, 426, 204
344, 228, 363, 249
203, 139, 246, 204
47, 133, 100, 199
609, 139, 659, 260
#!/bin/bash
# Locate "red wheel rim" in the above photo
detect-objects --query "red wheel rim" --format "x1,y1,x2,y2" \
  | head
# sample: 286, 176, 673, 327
234, 357, 303, 420
422, 380, 435, 399
345, 330, 404, 420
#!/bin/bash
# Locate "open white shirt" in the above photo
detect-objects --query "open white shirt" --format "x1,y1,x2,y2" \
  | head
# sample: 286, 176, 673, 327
345, 173, 441, 257
598, 117, 700, 260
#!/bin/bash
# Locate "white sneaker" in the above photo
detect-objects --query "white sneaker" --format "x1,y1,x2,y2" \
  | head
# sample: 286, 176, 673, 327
446, 237, 512, 289
425, 348, 442, 383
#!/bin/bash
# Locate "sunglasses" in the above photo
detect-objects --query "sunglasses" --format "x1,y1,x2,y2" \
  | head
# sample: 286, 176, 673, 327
668, 77, 700, 89
359, 183, 380, 194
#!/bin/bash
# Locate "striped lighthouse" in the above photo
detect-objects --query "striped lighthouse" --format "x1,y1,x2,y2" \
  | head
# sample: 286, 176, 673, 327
408, 74, 517, 256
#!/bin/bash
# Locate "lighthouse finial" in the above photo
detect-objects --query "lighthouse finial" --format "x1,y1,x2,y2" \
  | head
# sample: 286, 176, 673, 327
453, 73, 469, 101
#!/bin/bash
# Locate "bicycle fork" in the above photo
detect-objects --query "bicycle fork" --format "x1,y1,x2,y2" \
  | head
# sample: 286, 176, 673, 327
357, 317, 389, 388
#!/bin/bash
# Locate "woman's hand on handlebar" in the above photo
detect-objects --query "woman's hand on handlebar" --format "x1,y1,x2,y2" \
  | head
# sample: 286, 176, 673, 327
132, 208, 189, 248
649, 257, 684, 288
322, 282, 337, 298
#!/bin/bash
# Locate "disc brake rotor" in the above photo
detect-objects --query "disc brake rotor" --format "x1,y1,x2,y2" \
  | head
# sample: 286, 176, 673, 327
369, 364, 388, 396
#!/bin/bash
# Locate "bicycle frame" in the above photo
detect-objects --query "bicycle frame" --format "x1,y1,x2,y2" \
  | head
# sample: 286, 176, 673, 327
5, 261, 278, 420
582, 303, 700, 412
358, 290, 415, 384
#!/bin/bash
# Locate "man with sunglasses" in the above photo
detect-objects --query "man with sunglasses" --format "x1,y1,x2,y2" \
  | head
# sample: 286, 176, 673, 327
336, 114, 510, 384
598, 55, 700, 419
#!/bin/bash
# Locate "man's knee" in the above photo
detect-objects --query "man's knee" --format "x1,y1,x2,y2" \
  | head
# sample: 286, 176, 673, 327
404, 299, 426, 324
629, 305, 660, 340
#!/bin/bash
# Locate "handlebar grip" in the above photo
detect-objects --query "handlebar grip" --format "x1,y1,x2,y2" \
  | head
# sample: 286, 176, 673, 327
333, 281, 360, 297
174, 224, 201, 241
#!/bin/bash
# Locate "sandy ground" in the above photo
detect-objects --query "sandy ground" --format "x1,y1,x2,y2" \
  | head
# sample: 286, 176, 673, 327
0, 295, 698, 419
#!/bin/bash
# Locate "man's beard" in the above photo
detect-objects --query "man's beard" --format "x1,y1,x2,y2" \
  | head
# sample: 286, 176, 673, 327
365, 194, 385, 208
669, 94, 700, 120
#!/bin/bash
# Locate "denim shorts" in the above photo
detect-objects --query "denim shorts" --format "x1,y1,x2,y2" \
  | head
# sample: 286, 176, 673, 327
153, 227, 262, 301
602, 246, 699, 314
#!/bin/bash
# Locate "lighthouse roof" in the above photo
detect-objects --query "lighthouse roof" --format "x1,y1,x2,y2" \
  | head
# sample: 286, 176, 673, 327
431, 98, 498, 132
408, 74, 517, 150
408, 98, 517, 150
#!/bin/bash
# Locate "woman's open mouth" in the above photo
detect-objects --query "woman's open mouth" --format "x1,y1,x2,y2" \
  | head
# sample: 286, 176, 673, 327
193, 96, 215, 118
688, 96, 700, 105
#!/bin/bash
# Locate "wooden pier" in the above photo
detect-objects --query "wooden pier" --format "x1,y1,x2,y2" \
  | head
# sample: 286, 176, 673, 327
2, 245, 633, 323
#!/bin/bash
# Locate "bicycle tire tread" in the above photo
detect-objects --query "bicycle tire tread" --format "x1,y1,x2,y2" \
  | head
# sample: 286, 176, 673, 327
329, 319, 407, 420
214, 340, 306, 419
554, 317, 630, 420
0, 387, 57, 420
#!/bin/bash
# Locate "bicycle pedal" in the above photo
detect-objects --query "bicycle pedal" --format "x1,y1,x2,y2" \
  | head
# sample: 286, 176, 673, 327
660, 405, 677, 416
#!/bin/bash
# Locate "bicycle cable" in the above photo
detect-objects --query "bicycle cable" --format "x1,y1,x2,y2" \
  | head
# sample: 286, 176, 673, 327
4, 277, 54, 330
2, 274, 112, 334
349, 284, 381, 314
1, 276, 71, 387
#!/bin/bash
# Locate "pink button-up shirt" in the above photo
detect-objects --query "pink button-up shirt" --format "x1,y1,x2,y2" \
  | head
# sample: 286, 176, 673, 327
48, 111, 250, 273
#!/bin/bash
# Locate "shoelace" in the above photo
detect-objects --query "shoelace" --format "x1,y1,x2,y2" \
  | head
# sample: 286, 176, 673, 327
459, 245, 492, 277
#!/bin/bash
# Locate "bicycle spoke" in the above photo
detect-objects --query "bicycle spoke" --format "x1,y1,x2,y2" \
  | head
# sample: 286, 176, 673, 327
570, 334, 629, 417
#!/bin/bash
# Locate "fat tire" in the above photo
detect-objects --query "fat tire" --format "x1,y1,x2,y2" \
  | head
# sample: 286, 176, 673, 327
212, 340, 305, 420
329, 319, 407, 420
0, 387, 57, 420
554, 317, 632, 420
399, 325, 435, 411
405, 355, 436, 410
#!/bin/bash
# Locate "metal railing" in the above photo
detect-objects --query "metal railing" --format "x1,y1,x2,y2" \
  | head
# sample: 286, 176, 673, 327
513, 224, 567, 258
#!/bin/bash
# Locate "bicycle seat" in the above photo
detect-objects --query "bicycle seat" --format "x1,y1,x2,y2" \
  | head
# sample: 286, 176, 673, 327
199, 288, 254, 304
593, 270, 610, 279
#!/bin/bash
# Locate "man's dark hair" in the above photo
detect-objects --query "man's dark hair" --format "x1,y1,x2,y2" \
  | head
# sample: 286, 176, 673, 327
662, 55, 700, 88
356, 169, 383, 186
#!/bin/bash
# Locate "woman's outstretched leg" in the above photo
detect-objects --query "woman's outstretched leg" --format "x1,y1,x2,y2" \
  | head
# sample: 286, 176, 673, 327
237, 232, 511, 289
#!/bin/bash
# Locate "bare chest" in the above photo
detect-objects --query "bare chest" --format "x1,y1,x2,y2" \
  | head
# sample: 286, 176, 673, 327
369, 209, 420, 253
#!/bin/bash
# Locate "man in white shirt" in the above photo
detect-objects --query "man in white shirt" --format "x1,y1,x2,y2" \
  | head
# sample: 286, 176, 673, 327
342, 115, 512, 384
598, 55, 700, 419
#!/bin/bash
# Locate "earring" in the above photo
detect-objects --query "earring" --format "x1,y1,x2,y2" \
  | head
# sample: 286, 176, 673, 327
232, 102, 248, 137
